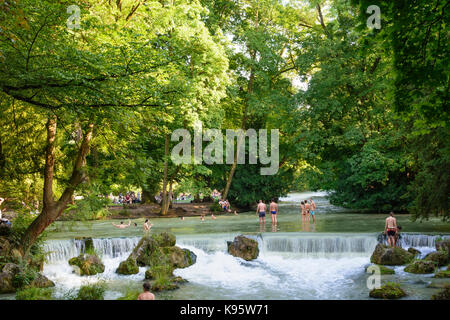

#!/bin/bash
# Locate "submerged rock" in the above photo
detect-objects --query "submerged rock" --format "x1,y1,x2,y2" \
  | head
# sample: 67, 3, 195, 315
68, 254, 105, 276
404, 260, 436, 274
369, 283, 406, 299
227, 235, 259, 261
424, 251, 449, 267
365, 264, 395, 275
370, 244, 414, 266
434, 269, 450, 278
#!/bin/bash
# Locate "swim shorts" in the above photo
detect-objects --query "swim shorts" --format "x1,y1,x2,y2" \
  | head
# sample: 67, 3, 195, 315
259, 212, 265, 218
310, 210, 315, 215
387, 229, 396, 236
271, 211, 277, 215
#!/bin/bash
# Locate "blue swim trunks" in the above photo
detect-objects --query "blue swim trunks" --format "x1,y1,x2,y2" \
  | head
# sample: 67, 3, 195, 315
310, 210, 315, 215
271, 211, 277, 215
259, 212, 265, 218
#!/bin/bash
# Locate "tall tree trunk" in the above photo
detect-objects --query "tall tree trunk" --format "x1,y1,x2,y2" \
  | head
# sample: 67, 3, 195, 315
222, 54, 255, 200
160, 133, 169, 215
19, 118, 94, 254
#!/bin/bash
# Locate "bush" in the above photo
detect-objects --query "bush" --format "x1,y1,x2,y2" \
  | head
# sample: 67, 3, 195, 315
12, 266, 38, 289
62, 193, 111, 221
209, 201, 222, 213
76, 283, 106, 300
16, 287, 53, 300
117, 289, 140, 300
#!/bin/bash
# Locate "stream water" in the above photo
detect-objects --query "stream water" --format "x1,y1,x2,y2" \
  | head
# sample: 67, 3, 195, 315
2, 192, 449, 300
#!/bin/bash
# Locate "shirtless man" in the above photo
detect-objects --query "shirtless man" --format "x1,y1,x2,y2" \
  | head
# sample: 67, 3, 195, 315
112, 220, 131, 229
137, 282, 155, 300
143, 219, 153, 234
309, 198, 316, 223
269, 199, 278, 225
384, 212, 398, 247
304, 200, 311, 222
256, 200, 266, 224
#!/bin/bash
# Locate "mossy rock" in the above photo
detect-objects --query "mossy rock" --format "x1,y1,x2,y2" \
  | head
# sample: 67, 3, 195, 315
28, 274, 55, 289
151, 232, 176, 247
162, 246, 197, 269
435, 240, 450, 257
404, 260, 436, 274
370, 244, 414, 266
365, 264, 395, 275
145, 264, 174, 280
424, 251, 449, 267
227, 235, 259, 261
434, 269, 450, 278
116, 257, 139, 275
407, 248, 421, 256
68, 254, 105, 276
431, 285, 450, 300
369, 283, 406, 299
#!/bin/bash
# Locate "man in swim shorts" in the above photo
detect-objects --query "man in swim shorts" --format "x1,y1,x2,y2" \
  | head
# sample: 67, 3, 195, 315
309, 198, 316, 223
304, 199, 311, 222
384, 212, 398, 247
256, 200, 266, 224
269, 199, 278, 225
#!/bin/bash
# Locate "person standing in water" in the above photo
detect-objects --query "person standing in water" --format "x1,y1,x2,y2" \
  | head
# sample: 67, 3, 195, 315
138, 282, 155, 300
256, 200, 266, 224
143, 219, 153, 234
300, 201, 306, 222
304, 199, 311, 222
309, 197, 316, 223
384, 212, 398, 247
269, 199, 278, 225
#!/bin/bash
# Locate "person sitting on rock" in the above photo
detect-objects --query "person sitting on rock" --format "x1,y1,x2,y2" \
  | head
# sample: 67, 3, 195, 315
138, 282, 155, 300
113, 220, 131, 229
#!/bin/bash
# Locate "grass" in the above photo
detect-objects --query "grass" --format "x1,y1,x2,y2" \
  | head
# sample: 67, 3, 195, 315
16, 287, 53, 300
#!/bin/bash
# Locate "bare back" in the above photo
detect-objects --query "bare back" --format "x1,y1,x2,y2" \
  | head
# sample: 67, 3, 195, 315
257, 203, 266, 212
269, 202, 278, 212
386, 217, 397, 229
138, 292, 155, 300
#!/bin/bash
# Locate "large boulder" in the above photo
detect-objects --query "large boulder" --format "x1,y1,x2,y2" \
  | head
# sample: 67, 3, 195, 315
0, 263, 54, 293
435, 240, 450, 257
0, 237, 11, 257
370, 244, 414, 266
162, 247, 197, 269
369, 283, 406, 299
227, 235, 259, 261
424, 251, 449, 267
68, 254, 105, 276
431, 285, 450, 300
407, 248, 421, 257
404, 260, 436, 274
29, 274, 55, 289
116, 257, 139, 275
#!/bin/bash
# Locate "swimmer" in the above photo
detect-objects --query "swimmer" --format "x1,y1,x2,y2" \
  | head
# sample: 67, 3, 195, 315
269, 199, 278, 224
113, 220, 131, 229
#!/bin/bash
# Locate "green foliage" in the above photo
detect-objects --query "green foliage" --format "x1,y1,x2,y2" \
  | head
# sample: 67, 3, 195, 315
209, 201, 222, 213
15, 287, 53, 300
76, 282, 106, 300
62, 191, 111, 221
12, 266, 38, 289
117, 289, 140, 300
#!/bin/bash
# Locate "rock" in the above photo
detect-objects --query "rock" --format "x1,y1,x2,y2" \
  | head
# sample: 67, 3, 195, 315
227, 235, 259, 261
145, 265, 173, 280
0, 272, 15, 293
116, 257, 139, 275
162, 246, 197, 269
68, 254, 105, 276
435, 240, 450, 257
407, 248, 421, 256
404, 260, 436, 274
427, 282, 450, 289
365, 264, 395, 275
424, 251, 449, 267
172, 276, 188, 284
369, 283, 406, 299
151, 232, 176, 247
431, 285, 450, 300
370, 244, 414, 266
29, 274, 55, 288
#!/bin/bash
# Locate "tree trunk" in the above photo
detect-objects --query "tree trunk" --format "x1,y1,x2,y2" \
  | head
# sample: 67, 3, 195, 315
160, 133, 169, 215
19, 118, 94, 254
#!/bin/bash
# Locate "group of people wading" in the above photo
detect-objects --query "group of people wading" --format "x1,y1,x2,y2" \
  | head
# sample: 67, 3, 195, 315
300, 198, 316, 223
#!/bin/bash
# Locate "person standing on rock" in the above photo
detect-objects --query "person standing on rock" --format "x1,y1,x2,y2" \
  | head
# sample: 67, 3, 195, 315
384, 212, 398, 247
138, 282, 155, 300
256, 200, 266, 224
269, 199, 278, 225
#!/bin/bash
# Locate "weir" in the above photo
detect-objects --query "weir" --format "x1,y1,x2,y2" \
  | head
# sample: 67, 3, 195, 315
43, 233, 448, 263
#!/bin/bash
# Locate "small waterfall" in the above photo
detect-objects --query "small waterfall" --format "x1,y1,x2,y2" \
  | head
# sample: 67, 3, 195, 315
44, 239, 84, 263
92, 237, 140, 258
397, 234, 450, 248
